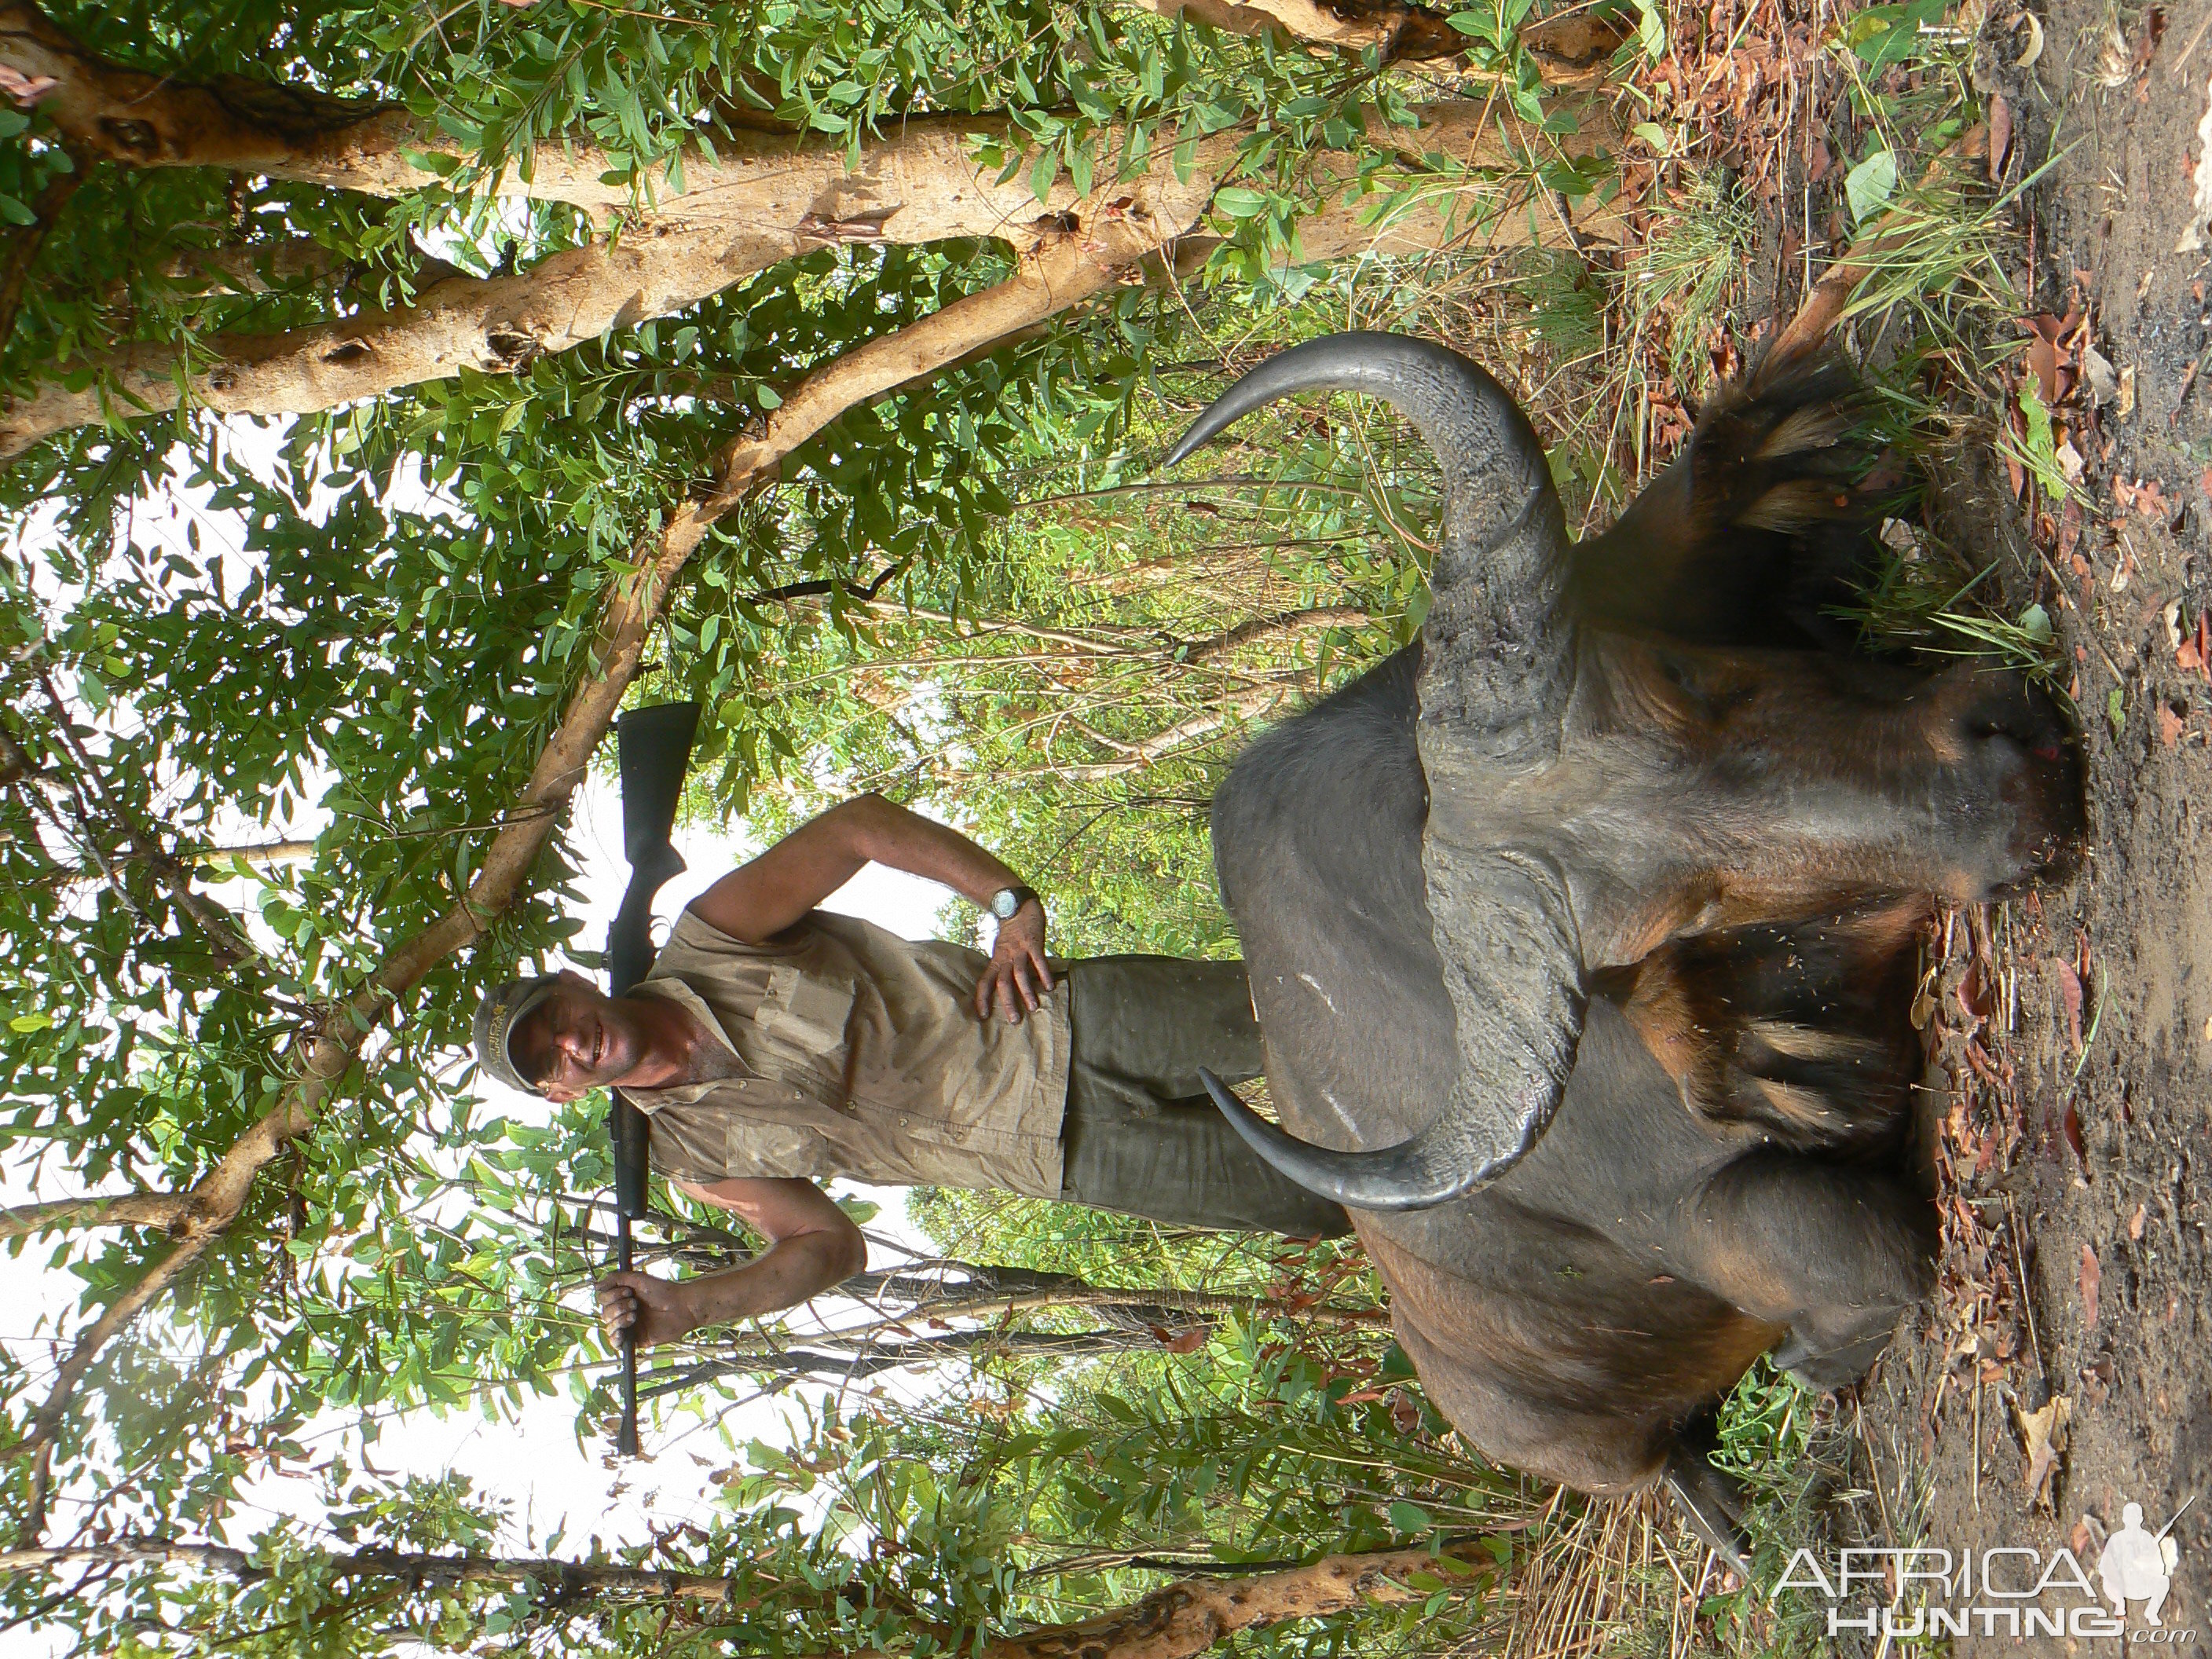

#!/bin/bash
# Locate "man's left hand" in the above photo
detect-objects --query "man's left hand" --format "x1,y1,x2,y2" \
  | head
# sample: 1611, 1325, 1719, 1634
974, 899, 1052, 1024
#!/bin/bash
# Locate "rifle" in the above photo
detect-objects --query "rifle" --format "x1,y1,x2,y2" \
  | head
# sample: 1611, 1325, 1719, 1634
605, 700, 701, 1457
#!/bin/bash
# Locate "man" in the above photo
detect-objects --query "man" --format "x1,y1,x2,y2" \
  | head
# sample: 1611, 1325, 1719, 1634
471, 793, 1348, 1352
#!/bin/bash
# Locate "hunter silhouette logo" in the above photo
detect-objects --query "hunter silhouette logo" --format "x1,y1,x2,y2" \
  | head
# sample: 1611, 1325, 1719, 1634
2100, 1497, 2192, 1627
1771, 1494, 2199, 1640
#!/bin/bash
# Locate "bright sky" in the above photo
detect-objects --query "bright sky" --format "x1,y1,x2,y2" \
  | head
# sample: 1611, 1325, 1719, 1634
0, 416, 994, 1648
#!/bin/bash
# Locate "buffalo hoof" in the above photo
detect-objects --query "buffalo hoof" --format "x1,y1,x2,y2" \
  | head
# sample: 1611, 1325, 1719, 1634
1771, 1325, 1896, 1391
1663, 1426, 1753, 1579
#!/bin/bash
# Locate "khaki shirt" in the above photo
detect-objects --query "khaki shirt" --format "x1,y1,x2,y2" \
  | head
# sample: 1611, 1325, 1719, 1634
624, 910, 1072, 1199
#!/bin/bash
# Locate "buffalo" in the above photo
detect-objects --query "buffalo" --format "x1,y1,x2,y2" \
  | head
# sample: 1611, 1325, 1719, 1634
1168, 335, 2081, 1552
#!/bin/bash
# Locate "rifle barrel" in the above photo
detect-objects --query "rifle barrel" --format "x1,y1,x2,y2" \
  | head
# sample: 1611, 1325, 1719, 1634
605, 701, 702, 1461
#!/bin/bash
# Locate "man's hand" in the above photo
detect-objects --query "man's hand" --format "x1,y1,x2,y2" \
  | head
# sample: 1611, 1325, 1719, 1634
598, 1270, 698, 1350
974, 897, 1052, 1024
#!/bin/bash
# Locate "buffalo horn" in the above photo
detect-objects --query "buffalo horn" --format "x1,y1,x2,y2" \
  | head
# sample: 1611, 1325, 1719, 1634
1163, 331, 1574, 745
1175, 335, 1586, 1209
1200, 1068, 1562, 1213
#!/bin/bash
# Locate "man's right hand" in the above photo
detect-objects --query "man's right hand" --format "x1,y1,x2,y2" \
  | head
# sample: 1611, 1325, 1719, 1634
597, 1270, 698, 1349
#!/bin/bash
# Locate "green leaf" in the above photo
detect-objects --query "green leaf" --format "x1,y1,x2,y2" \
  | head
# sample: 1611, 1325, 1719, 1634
1388, 1501, 1434, 1533
1212, 185, 1269, 218
1844, 148, 1897, 225
9, 1012, 53, 1033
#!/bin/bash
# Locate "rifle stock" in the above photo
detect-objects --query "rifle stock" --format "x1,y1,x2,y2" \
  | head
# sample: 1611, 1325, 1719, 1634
606, 701, 701, 1458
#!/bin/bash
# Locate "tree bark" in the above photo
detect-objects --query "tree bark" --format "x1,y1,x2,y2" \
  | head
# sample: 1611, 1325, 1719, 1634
1, 0, 1615, 196
0, 96, 1617, 454
0, 1540, 749, 1599
1118, 0, 1622, 75
0, 1192, 195, 1241
0, 1533, 1500, 1654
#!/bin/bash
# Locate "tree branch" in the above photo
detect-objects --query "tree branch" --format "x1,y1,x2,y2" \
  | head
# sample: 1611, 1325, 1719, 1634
1117, 0, 1621, 74
25, 672, 256, 968
0, 225, 762, 456
0, 152, 81, 348
0, 91, 1621, 451
0, 1533, 1503, 1657
0, 1539, 746, 1599
0, 1192, 195, 1242
1172, 605, 1368, 665
2, 0, 1616, 205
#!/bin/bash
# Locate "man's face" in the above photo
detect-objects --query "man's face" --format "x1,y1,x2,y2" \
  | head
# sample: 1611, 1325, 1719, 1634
508, 970, 647, 1102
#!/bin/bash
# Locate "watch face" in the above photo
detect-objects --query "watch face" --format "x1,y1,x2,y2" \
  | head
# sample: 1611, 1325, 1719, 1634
991, 889, 1017, 920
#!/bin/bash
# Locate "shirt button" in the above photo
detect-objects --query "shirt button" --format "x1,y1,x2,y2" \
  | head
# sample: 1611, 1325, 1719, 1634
898, 1116, 909, 1127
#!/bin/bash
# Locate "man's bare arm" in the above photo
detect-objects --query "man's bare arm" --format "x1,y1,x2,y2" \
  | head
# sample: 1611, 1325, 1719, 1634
687, 793, 1053, 1022
595, 1177, 867, 1349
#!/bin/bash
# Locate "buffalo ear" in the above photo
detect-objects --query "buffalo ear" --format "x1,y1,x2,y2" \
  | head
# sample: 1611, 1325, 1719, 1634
1203, 859, 1584, 1211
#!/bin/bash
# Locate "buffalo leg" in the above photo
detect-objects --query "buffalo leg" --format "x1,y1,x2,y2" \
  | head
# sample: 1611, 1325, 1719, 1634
1664, 1410, 1753, 1577
1667, 1152, 1934, 1361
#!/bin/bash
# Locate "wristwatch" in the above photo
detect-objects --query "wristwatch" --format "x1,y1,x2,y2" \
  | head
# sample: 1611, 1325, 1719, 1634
988, 884, 1041, 921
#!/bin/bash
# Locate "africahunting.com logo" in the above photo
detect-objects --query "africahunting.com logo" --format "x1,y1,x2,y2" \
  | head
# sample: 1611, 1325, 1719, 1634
1771, 1496, 2196, 1643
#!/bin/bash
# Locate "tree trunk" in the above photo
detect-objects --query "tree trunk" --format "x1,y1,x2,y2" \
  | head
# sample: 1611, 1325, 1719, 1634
0, 94, 1620, 455
0, 1533, 1502, 1654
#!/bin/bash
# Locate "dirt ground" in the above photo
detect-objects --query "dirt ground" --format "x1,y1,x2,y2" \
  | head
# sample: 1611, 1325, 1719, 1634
1846, 0, 2212, 1649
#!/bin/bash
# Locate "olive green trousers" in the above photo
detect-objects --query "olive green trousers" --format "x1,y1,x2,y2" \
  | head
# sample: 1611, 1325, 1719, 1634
1059, 956, 1351, 1239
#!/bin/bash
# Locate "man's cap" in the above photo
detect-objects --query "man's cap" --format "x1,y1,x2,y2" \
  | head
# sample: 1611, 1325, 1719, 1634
474, 977, 562, 1095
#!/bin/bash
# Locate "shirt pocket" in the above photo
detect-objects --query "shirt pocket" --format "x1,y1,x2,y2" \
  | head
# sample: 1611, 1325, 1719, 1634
723, 1116, 833, 1181
754, 963, 856, 1068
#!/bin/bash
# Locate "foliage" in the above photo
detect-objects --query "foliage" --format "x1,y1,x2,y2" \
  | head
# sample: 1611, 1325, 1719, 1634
0, 0, 1609, 1650
0, 0, 2067, 1648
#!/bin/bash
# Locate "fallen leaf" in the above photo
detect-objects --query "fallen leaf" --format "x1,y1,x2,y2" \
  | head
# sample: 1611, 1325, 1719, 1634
2064, 1101, 2089, 1171
1152, 1324, 1211, 1353
2130, 1201, 2148, 1240
2119, 364, 2138, 417
2056, 436, 2086, 483
2080, 1357, 2115, 1405
2024, 321, 2068, 405
2055, 958, 2086, 1050
2080, 341, 2119, 403
0, 66, 58, 108
2159, 705, 2186, 746
2018, 1393, 2071, 1509
2180, 612, 2208, 674
1989, 91, 2013, 180
2133, 6, 2167, 71
2079, 1243, 2101, 1328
